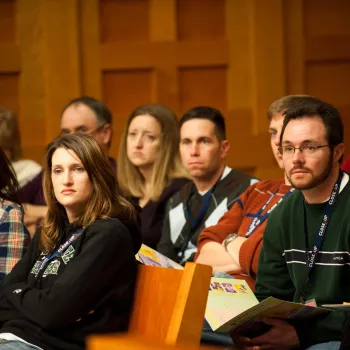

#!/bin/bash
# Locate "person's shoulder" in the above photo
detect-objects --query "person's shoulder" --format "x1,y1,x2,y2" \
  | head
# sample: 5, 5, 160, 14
17, 169, 45, 203
251, 179, 285, 192
161, 177, 191, 202
167, 179, 193, 202
0, 199, 22, 213
0, 199, 23, 222
86, 217, 142, 252
222, 167, 259, 188
22, 169, 44, 186
268, 187, 302, 222
235, 179, 286, 209
238, 179, 281, 200
169, 177, 190, 188
86, 217, 130, 234
217, 167, 257, 193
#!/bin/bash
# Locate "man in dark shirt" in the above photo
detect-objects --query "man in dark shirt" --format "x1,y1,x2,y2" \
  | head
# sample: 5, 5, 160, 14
157, 106, 258, 263
20, 96, 114, 235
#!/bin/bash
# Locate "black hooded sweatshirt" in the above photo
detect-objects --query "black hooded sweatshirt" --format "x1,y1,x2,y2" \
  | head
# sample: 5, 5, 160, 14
0, 217, 142, 350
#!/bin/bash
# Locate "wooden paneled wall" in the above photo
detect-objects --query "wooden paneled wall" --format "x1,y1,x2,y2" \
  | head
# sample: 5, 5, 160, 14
1, 0, 350, 179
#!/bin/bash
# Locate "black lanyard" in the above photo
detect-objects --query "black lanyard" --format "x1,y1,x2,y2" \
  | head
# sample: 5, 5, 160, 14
300, 170, 343, 301
179, 176, 222, 260
245, 188, 295, 237
186, 186, 215, 229
35, 228, 83, 277
185, 167, 226, 230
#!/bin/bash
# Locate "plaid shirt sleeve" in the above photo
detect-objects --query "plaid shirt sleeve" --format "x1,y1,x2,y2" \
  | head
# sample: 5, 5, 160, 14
0, 201, 30, 280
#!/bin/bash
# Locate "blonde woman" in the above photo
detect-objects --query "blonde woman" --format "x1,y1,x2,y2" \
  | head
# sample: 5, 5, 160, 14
0, 134, 141, 350
118, 104, 189, 248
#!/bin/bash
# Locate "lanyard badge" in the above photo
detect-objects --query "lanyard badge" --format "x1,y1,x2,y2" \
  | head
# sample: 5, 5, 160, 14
34, 228, 83, 277
300, 170, 344, 303
186, 187, 214, 229
246, 188, 295, 237
180, 178, 222, 260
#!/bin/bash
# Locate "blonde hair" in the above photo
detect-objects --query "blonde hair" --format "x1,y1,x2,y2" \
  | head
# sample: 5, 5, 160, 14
0, 108, 21, 161
41, 134, 137, 253
267, 95, 313, 120
118, 104, 188, 201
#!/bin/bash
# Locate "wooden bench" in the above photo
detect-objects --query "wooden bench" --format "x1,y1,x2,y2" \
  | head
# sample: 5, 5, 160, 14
88, 262, 213, 348
88, 262, 213, 349
128, 262, 212, 345
87, 334, 226, 350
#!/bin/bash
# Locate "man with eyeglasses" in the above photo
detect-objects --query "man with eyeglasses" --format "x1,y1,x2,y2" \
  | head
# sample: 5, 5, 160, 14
59, 96, 113, 154
195, 95, 303, 290
19, 96, 114, 235
246, 97, 348, 350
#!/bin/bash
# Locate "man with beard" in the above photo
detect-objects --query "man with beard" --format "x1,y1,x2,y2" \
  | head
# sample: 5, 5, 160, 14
244, 97, 348, 350
195, 95, 299, 290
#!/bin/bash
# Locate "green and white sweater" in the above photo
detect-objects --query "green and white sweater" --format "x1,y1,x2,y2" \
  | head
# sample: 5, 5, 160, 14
256, 174, 350, 348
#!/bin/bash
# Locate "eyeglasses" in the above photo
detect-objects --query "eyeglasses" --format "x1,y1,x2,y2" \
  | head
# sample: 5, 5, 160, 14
82, 124, 106, 136
60, 123, 106, 137
279, 144, 329, 156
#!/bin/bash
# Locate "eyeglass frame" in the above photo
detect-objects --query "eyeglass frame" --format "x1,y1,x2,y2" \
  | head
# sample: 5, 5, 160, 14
278, 144, 330, 156
60, 123, 108, 137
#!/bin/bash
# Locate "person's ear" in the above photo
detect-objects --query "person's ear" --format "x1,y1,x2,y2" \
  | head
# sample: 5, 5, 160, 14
333, 143, 344, 164
101, 123, 112, 146
220, 140, 230, 159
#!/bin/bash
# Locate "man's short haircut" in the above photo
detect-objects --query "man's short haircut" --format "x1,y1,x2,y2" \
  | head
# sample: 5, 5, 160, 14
267, 95, 313, 121
280, 96, 344, 163
179, 106, 226, 140
61, 96, 112, 126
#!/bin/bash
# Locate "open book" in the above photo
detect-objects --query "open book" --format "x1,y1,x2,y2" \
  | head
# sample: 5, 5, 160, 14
206, 277, 330, 332
136, 245, 331, 333
136, 244, 184, 270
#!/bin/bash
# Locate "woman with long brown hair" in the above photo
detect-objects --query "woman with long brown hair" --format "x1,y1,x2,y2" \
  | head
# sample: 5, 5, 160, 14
0, 146, 29, 280
0, 134, 141, 350
118, 104, 189, 248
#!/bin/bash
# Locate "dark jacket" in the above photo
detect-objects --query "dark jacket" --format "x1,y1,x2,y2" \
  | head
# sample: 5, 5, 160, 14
255, 179, 350, 348
133, 177, 189, 249
158, 167, 258, 263
0, 217, 142, 350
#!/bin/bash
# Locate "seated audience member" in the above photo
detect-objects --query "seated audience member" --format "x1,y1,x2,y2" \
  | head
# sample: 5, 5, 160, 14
0, 108, 42, 187
248, 97, 348, 349
157, 106, 258, 264
0, 147, 30, 280
19, 96, 114, 235
0, 134, 141, 350
195, 96, 313, 290
117, 104, 189, 248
